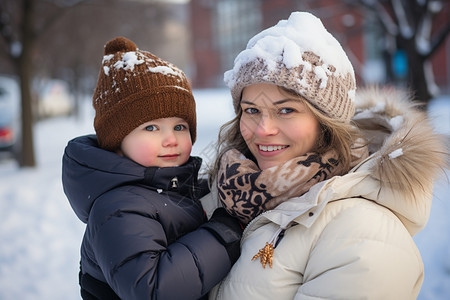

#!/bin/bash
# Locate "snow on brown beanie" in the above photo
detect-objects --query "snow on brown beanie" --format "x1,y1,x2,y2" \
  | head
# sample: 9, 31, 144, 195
93, 36, 196, 151
224, 12, 356, 123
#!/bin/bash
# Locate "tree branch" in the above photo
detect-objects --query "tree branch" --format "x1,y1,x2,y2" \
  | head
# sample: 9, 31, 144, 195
341, 0, 399, 36
391, 0, 413, 38
33, 0, 87, 39
415, 1, 435, 56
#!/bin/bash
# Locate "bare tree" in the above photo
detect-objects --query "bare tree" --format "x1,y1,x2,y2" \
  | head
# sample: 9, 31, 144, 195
343, 0, 449, 104
0, 0, 186, 167
35, 0, 186, 118
0, 0, 84, 167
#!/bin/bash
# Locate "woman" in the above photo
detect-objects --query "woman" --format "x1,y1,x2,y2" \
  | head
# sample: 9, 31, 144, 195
205, 12, 446, 299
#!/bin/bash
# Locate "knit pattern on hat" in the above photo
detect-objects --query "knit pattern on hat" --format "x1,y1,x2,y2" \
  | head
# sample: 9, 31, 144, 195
224, 12, 356, 123
93, 37, 196, 151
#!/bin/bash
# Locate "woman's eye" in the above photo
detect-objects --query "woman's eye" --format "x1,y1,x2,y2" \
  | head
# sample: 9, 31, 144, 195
174, 124, 187, 131
244, 107, 259, 114
145, 125, 158, 131
279, 108, 294, 114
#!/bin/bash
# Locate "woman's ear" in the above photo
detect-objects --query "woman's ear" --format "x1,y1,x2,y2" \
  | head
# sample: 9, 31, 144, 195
314, 123, 329, 150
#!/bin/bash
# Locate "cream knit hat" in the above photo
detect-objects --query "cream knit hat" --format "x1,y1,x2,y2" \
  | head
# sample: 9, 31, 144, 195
224, 12, 356, 123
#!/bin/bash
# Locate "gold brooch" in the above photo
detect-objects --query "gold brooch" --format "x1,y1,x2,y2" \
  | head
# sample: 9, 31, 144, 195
251, 241, 274, 268
251, 227, 287, 269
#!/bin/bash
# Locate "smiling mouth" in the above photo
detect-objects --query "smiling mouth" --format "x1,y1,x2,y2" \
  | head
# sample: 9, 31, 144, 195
258, 145, 288, 152
159, 154, 179, 158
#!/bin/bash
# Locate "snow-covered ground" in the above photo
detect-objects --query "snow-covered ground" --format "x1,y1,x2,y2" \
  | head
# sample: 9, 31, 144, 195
0, 89, 448, 299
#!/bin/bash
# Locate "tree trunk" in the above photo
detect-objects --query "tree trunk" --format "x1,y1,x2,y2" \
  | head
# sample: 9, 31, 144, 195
398, 37, 431, 106
409, 56, 431, 104
18, 0, 36, 167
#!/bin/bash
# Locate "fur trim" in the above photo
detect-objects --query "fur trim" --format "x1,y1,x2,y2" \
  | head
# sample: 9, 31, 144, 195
353, 86, 447, 200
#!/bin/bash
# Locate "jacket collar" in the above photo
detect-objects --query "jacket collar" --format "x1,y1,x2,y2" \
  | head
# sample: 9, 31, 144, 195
62, 134, 202, 223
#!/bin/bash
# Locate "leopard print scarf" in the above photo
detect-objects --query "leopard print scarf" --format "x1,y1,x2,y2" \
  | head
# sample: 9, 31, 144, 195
217, 149, 344, 224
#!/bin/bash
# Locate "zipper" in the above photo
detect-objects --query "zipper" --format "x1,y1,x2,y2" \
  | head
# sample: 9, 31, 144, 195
170, 177, 178, 190
242, 209, 275, 241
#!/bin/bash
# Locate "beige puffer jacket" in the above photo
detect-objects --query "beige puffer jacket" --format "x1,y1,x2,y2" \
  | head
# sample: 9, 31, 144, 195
205, 87, 446, 300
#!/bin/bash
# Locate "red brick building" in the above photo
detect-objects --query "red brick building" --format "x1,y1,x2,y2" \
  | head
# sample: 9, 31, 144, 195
189, 0, 449, 95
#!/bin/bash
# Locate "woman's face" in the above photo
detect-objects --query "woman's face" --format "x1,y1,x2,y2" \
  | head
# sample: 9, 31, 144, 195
240, 83, 320, 170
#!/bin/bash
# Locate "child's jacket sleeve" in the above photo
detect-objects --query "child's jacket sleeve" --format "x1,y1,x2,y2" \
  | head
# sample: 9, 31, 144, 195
87, 189, 236, 300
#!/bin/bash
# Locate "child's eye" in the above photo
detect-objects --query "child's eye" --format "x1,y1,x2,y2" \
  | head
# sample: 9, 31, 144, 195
145, 125, 158, 131
174, 124, 187, 131
244, 107, 259, 114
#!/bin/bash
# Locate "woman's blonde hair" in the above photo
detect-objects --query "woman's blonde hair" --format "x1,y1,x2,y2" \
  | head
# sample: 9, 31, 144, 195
208, 86, 362, 183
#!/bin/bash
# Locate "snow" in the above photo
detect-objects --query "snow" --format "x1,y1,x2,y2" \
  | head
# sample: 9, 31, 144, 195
108, 51, 183, 79
102, 66, 110, 76
0, 89, 448, 299
389, 115, 404, 131
224, 12, 355, 96
388, 148, 403, 159
148, 66, 180, 77
113, 51, 145, 72
102, 54, 114, 63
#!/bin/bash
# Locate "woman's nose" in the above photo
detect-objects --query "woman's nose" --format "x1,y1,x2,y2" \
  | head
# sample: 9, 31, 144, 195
255, 114, 278, 136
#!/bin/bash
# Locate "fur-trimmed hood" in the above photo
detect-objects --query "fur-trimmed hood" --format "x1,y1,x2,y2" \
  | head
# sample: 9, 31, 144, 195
348, 87, 446, 235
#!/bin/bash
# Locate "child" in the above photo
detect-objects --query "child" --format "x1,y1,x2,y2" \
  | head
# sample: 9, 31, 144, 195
62, 37, 242, 300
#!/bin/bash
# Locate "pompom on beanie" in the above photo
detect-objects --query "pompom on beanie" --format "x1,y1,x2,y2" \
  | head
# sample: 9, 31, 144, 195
224, 12, 356, 123
93, 37, 196, 151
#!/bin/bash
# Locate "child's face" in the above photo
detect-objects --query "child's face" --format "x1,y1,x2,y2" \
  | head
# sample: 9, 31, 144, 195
119, 117, 192, 167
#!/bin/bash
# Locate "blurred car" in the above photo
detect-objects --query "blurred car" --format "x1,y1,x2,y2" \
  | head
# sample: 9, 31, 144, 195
0, 75, 20, 153
35, 79, 74, 119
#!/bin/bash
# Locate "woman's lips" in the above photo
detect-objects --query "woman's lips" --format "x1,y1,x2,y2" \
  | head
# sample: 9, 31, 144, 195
256, 144, 288, 156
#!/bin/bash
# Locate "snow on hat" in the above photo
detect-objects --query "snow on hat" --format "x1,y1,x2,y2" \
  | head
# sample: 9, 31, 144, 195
224, 11, 356, 122
93, 36, 196, 151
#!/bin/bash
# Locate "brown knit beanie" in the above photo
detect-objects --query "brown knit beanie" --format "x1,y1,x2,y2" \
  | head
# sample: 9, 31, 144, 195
93, 37, 196, 151
224, 12, 356, 123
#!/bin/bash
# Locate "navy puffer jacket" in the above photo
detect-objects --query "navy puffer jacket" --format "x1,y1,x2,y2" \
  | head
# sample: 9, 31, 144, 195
62, 135, 234, 299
